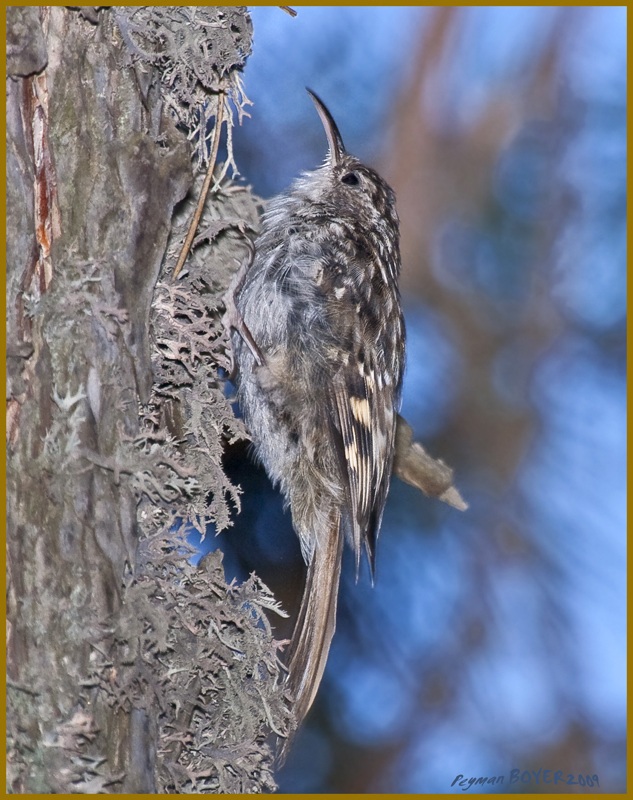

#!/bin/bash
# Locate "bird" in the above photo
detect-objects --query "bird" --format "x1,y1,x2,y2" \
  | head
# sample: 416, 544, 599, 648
225, 88, 406, 760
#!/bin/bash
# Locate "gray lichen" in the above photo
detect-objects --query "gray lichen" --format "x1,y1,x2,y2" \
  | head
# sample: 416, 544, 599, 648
96, 529, 289, 793
113, 6, 253, 168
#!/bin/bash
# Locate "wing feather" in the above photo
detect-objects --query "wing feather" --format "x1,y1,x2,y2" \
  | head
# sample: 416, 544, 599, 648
328, 352, 397, 578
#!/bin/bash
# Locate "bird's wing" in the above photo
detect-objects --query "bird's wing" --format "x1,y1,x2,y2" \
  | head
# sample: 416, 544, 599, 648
328, 348, 397, 577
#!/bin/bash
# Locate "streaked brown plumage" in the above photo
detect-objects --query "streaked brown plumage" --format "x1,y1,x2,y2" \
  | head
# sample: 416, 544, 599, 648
227, 89, 405, 761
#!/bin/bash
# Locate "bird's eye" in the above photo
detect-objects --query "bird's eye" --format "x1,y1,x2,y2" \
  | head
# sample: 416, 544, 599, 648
341, 172, 360, 186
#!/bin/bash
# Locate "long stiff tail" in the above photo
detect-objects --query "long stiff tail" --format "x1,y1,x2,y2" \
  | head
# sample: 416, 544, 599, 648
278, 511, 344, 762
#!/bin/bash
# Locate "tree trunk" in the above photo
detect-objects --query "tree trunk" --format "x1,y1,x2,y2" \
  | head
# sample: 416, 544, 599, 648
6, 6, 288, 793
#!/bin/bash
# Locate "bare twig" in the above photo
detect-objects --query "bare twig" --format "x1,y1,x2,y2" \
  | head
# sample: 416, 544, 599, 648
173, 92, 225, 280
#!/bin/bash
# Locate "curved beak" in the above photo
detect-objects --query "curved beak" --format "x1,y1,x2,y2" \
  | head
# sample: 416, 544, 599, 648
306, 88, 346, 166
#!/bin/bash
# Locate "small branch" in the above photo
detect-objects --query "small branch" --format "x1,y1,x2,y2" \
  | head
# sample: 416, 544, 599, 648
173, 91, 225, 280
393, 415, 468, 511
280, 7, 297, 17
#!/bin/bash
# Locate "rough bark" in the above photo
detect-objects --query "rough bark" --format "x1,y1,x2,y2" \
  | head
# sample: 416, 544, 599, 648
6, 6, 288, 793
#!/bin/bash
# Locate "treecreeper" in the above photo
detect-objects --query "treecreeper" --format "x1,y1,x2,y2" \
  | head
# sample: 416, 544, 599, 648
225, 89, 406, 762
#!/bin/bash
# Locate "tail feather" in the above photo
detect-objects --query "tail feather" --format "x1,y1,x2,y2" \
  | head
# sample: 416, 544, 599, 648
278, 511, 344, 763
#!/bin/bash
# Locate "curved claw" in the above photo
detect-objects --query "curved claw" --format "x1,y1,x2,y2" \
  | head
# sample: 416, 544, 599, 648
222, 239, 265, 380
